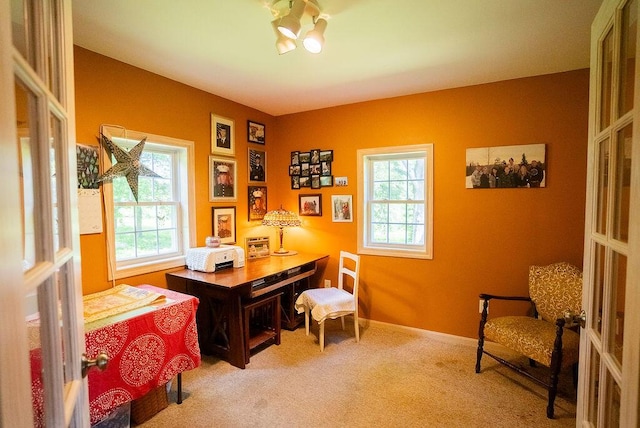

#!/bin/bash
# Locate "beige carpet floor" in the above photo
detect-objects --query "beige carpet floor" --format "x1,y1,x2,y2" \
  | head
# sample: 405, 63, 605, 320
135, 320, 576, 428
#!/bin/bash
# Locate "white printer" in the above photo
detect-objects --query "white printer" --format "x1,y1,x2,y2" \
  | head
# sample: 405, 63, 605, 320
185, 245, 245, 273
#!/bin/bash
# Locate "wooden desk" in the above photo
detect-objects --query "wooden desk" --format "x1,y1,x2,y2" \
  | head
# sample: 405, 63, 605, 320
166, 253, 328, 369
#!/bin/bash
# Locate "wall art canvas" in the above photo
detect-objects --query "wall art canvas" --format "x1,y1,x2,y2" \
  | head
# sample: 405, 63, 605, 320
465, 143, 546, 189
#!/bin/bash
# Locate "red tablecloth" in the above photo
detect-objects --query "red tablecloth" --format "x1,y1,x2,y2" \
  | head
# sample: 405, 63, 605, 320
31, 285, 201, 426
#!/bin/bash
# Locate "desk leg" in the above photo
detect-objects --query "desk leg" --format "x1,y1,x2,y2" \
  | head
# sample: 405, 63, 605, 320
177, 373, 182, 404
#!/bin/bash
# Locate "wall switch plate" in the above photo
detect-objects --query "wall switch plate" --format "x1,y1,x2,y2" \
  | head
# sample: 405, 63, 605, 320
324, 279, 331, 288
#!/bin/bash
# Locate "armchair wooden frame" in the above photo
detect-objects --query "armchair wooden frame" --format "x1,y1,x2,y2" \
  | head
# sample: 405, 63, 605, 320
475, 293, 577, 419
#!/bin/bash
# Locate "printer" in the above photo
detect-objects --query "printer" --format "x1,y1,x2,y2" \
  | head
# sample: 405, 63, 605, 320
185, 245, 245, 273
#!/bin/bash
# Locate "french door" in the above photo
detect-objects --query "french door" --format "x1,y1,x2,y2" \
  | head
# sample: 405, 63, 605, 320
1, 0, 88, 426
578, 0, 640, 425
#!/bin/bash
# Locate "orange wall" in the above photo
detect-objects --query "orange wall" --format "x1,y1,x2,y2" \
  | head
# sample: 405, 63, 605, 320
75, 46, 589, 339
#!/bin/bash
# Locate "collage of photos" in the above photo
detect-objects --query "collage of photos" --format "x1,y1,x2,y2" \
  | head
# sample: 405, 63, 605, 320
289, 149, 334, 189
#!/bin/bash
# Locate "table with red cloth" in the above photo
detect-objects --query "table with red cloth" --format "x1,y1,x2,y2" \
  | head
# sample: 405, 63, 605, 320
30, 285, 201, 426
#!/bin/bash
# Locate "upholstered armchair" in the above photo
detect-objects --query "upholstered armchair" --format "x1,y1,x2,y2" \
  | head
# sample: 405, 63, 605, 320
475, 262, 583, 419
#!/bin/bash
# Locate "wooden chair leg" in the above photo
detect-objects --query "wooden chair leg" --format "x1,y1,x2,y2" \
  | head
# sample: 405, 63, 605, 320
304, 307, 310, 336
354, 312, 359, 343
319, 321, 325, 352
476, 299, 489, 373
340, 315, 345, 330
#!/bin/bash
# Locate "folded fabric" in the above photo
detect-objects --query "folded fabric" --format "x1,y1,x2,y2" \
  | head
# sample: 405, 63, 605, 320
295, 288, 355, 323
83, 284, 165, 323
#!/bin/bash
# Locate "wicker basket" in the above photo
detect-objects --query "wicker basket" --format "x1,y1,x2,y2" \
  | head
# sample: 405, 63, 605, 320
131, 384, 169, 425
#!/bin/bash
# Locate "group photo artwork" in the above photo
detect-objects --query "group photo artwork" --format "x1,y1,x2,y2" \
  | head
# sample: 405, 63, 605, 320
465, 143, 546, 189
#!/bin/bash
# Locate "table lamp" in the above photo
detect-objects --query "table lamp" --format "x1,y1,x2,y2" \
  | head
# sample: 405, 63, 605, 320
262, 206, 301, 255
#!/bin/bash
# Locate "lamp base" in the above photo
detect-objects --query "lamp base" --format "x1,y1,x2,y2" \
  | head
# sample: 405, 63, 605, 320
272, 249, 298, 256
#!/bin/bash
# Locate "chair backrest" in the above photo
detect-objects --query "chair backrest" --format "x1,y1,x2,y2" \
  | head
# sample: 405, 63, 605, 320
528, 262, 583, 323
337, 251, 360, 302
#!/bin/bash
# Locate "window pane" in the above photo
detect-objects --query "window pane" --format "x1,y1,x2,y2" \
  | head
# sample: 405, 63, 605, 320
113, 176, 135, 203
136, 231, 158, 257
11, 0, 36, 67
612, 124, 632, 242
596, 138, 609, 235
600, 27, 614, 130
114, 206, 134, 233
157, 205, 176, 229
408, 224, 425, 245
593, 243, 606, 336
371, 223, 388, 242
618, 0, 637, 117
389, 181, 407, 200
603, 369, 621, 426
610, 251, 626, 366
115, 233, 135, 259
373, 161, 388, 180
371, 203, 388, 222
137, 206, 158, 231
50, 114, 62, 253
158, 229, 177, 254
587, 343, 600, 425
389, 204, 406, 223
389, 160, 407, 180
407, 203, 425, 224
408, 180, 424, 200
388, 224, 406, 244
407, 159, 424, 179
373, 182, 389, 200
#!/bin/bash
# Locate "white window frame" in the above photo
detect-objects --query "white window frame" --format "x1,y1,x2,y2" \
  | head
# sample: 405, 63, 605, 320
101, 125, 196, 280
357, 144, 433, 259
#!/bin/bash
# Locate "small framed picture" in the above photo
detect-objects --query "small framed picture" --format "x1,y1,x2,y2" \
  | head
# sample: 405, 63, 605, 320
299, 152, 310, 163
310, 149, 321, 164
291, 176, 300, 189
299, 194, 322, 216
320, 150, 333, 162
248, 185, 267, 221
291, 151, 300, 165
311, 175, 321, 189
301, 162, 310, 177
321, 161, 331, 176
209, 156, 237, 202
289, 165, 301, 176
212, 206, 236, 244
247, 120, 265, 144
245, 236, 270, 259
248, 148, 266, 183
320, 175, 334, 187
331, 195, 353, 222
211, 114, 235, 156
299, 176, 311, 187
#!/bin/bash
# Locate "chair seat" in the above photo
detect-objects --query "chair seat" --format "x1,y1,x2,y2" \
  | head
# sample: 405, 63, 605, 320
295, 287, 355, 323
484, 316, 580, 368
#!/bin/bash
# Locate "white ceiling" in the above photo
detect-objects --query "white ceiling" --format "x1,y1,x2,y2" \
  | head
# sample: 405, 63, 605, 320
72, 0, 603, 117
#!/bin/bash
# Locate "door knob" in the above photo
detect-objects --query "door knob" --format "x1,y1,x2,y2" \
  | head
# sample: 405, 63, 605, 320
81, 352, 109, 378
564, 310, 587, 329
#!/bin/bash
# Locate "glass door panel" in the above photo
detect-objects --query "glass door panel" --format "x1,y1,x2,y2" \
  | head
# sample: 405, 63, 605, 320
600, 27, 614, 131
596, 137, 610, 235
46, 0, 62, 100
593, 243, 606, 337
618, 0, 637, 117
613, 124, 632, 242
603, 369, 622, 426
588, 342, 601, 425
10, 0, 36, 67
609, 251, 627, 365
49, 114, 61, 253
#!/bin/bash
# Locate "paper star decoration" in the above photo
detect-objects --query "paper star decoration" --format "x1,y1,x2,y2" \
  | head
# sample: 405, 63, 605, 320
97, 133, 162, 202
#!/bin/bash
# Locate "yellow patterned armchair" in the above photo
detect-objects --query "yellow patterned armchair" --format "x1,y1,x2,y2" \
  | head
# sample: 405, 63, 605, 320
475, 262, 583, 419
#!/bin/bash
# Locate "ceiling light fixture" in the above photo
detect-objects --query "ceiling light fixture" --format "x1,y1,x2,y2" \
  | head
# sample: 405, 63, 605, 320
269, 0, 328, 55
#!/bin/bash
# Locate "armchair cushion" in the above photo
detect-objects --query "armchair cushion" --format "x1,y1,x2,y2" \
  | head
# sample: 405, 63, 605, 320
529, 262, 582, 323
484, 315, 580, 368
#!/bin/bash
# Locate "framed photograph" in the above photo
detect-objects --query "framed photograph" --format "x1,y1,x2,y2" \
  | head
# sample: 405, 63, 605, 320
301, 162, 310, 177
299, 152, 310, 163
211, 114, 235, 156
248, 185, 267, 221
209, 156, 237, 202
299, 176, 311, 187
321, 161, 331, 176
310, 149, 321, 164
335, 176, 348, 186
248, 148, 266, 183
291, 176, 300, 189
320, 150, 333, 162
465, 143, 546, 189
289, 164, 301, 176
212, 206, 236, 244
311, 175, 321, 189
247, 120, 265, 144
245, 236, 270, 259
331, 195, 353, 222
299, 194, 322, 216
320, 175, 334, 187
291, 151, 300, 165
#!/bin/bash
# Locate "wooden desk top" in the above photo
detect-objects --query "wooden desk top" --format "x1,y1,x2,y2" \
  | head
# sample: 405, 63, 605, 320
166, 252, 328, 289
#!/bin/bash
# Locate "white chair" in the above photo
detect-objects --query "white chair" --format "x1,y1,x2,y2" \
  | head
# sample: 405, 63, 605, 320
295, 251, 360, 351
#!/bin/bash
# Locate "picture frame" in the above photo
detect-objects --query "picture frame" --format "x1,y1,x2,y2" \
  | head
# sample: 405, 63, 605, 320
247, 120, 265, 144
310, 149, 321, 164
299, 152, 310, 163
211, 114, 235, 156
320, 150, 333, 162
331, 195, 353, 222
248, 185, 267, 221
320, 175, 334, 187
209, 156, 237, 202
299, 194, 322, 216
290, 151, 300, 165
311, 175, 321, 189
248, 148, 267, 183
245, 236, 270, 259
212, 206, 236, 244
291, 176, 300, 189
465, 143, 546, 189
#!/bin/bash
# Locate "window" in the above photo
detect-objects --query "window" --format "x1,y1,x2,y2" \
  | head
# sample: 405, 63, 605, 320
102, 126, 196, 279
357, 144, 433, 259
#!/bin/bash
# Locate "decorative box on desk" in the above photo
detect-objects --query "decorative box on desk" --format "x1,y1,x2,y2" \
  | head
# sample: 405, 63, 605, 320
166, 253, 328, 369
